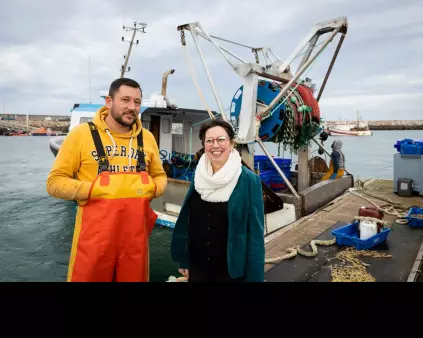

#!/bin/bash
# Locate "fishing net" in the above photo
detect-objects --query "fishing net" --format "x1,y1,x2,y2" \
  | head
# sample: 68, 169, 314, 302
267, 84, 322, 151
330, 247, 392, 282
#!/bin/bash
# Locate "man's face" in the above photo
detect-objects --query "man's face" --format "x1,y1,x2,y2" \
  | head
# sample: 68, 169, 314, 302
106, 85, 142, 127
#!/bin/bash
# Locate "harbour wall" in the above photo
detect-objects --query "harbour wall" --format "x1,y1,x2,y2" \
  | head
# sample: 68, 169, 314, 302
326, 120, 423, 130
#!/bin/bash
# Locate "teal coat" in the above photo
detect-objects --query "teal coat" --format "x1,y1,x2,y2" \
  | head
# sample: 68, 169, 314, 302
170, 166, 265, 282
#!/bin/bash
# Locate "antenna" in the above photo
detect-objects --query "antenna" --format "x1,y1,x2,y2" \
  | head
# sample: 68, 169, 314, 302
120, 22, 147, 78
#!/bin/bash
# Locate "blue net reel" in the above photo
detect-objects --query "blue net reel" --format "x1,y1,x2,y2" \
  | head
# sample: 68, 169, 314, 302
230, 80, 285, 141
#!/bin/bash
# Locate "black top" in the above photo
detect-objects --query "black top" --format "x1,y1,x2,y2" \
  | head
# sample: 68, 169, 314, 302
188, 188, 229, 278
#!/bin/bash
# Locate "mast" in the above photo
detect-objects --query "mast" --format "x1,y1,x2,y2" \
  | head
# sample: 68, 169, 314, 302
357, 109, 360, 128
120, 22, 147, 78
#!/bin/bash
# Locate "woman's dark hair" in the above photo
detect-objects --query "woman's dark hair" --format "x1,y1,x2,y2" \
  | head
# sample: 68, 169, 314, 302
198, 119, 235, 146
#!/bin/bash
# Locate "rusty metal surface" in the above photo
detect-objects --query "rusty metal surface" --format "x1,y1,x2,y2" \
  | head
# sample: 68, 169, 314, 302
254, 71, 290, 83
161, 69, 175, 97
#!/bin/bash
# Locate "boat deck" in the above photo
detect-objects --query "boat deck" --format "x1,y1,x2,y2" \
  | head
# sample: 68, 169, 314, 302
264, 179, 423, 282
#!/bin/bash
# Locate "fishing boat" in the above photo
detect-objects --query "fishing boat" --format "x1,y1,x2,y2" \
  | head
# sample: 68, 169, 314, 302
328, 110, 372, 136
49, 104, 101, 156
50, 17, 356, 237
168, 16, 355, 236
31, 127, 61, 136
9, 131, 29, 136
49, 69, 297, 232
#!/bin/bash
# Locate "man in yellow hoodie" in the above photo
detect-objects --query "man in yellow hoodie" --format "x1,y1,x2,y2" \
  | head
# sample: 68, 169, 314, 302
46, 78, 167, 282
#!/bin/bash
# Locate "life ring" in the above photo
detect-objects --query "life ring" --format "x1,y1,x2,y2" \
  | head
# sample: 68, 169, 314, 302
160, 149, 168, 161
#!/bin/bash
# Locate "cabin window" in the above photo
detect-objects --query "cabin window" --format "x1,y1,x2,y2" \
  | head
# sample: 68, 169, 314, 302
162, 118, 171, 133
172, 122, 183, 135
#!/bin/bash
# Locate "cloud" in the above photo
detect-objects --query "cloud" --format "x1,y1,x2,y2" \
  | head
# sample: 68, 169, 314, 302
319, 92, 423, 119
0, 0, 421, 120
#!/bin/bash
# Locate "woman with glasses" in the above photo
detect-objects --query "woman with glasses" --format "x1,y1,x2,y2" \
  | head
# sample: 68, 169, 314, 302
171, 119, 265, 282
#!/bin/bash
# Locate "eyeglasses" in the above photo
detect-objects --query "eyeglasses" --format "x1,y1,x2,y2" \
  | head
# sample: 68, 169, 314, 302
204, 136, 229, 146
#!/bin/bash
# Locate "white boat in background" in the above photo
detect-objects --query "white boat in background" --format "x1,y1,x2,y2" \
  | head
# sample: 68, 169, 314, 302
49, 103, 102, 156
328, 110, 372, 136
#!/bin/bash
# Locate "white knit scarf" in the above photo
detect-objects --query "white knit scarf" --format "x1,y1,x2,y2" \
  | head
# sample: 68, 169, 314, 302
194, 149, 242, 202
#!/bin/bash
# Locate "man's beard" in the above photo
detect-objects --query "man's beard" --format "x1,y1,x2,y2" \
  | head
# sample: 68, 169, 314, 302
111, 108, 137, 127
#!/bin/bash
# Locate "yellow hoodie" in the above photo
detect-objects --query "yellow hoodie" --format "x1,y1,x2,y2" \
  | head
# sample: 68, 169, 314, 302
46, 106, 167, 201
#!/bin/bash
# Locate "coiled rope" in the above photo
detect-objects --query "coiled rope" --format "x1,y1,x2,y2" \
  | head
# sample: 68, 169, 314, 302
347, 179, 412, 224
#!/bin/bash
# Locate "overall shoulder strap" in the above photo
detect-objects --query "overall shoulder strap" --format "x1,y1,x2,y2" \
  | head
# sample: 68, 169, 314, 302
87, 122, 109, 173
136, 128, 147, 172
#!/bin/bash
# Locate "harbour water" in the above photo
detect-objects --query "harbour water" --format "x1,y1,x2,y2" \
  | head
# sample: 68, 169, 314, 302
0, 130, 421, 282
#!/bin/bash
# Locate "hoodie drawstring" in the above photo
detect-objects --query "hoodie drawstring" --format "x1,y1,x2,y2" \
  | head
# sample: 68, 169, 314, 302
105, 129, 117, 160
105, 129, 134, 171
128, 137, 134, 170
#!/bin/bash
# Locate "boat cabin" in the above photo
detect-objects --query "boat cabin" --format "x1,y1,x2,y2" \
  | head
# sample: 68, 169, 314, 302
140, 106, 210, 177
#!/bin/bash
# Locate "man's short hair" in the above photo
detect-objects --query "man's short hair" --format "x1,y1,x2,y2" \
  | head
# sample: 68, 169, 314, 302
108, 78, 142, 98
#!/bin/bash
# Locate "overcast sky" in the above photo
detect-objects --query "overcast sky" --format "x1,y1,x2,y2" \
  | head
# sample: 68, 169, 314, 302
0, 0, 422, 120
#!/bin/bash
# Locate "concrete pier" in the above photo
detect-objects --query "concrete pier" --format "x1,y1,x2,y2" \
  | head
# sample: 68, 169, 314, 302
264, 179, 423, 282
326, 119, 423, 130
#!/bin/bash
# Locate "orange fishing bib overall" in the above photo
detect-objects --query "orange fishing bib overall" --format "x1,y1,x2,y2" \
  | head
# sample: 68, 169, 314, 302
67, 122, 158, 282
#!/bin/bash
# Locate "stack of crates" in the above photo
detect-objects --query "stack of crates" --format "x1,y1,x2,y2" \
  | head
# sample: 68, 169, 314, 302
254, 155, 292, 191
393, 138, 423, 196
406, 207, 423, 228
394, 138, 423, 155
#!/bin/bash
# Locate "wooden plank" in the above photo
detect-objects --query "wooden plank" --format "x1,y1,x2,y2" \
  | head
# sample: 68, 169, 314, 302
407, 241, 423, 282
297, 146, 310, 192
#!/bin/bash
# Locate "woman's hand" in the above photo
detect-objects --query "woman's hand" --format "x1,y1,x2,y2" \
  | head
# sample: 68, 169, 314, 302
178, 269, 189, 279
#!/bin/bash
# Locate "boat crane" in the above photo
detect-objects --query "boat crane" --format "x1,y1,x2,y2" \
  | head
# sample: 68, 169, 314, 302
176, 17, 348, 194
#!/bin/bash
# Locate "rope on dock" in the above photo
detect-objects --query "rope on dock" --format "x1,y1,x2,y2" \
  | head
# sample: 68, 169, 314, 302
265, 238, 337, 264
347, 179, 412, 224
264, 179, 407, 266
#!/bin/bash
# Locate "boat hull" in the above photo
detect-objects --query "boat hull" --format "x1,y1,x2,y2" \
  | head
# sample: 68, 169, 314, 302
49, 136, 65, 157
329, 129, 372, 136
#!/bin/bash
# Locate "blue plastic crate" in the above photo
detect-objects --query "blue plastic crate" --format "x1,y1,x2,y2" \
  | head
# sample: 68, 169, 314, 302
254, 156, 292, 171
254, 155, 271, 170
273, 158, 292, 169
394, 139, 413, 152
394, 139, 423, 155
401, 143, 423, 155
331, 221, 391, 250
259, 170, 272, 183
270, 171, 292, 183
406, 207, 423, 228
